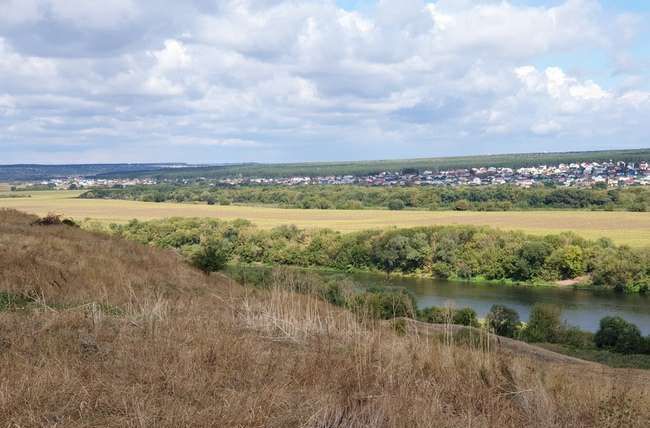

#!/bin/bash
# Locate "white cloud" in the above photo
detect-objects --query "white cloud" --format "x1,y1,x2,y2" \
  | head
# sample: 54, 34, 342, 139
515, 65, 610, 109
151, 40, 191, 71
0, 0, 648, 162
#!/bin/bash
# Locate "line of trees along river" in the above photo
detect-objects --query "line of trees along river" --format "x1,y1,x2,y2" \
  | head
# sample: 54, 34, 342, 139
82, 184, 650, 211
105, 217, 650, 293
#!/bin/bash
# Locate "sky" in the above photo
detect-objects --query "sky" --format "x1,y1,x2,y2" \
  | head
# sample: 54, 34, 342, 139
0, 0, 649, 164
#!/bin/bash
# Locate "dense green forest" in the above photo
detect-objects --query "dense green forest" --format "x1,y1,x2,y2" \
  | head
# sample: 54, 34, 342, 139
81, 184, 650, 211
102, 218, 650, 293
96, 148, 650, 180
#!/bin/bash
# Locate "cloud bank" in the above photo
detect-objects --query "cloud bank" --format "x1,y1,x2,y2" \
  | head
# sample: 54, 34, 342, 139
0, 0, 648, 163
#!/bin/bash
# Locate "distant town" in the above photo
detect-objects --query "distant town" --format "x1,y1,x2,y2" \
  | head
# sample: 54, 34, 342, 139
15, 159, 650, 190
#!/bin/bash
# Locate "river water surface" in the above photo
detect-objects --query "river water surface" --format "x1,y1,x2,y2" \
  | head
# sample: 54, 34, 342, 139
231, 266, 650, 334
339, 272, 650, 334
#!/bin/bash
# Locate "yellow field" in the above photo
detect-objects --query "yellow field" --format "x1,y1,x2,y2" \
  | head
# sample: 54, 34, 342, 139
2, 190, 650, 247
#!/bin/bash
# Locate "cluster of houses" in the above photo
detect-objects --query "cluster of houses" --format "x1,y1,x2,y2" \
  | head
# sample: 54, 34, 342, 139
218, 161, 650, 188
22, 160, 650, 189
25, 177, 157, 189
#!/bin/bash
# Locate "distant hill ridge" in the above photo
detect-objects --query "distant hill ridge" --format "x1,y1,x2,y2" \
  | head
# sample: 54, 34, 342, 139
98, 148, 650, 180
0, 163, 191, 181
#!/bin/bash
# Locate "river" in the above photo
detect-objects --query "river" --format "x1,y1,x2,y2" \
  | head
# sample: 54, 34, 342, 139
229, 266, 650, 334
340, 272, 650, 334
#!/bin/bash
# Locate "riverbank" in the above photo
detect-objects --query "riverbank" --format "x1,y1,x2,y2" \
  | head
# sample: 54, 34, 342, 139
227, 263, 650, 334
228, 262, 597, 292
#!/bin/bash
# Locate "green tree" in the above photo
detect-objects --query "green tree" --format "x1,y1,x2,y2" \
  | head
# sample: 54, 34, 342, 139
522, 304, 562, 343
547, 245, 586, 279
512, 241, 552, 280
594, 316, 643, 354
373, 235, 409, 275
486, 304, 520, 338
591, 251, 635, 291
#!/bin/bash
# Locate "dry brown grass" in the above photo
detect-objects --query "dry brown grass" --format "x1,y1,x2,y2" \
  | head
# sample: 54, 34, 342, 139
1, 208, 649, 427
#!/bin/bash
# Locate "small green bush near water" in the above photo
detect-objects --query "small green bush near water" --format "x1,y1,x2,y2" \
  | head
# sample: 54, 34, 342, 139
486, 304, 521, 338
594, 316, 644, 354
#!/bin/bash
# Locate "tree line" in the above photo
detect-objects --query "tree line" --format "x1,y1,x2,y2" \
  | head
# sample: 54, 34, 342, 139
81, 184, 650, 212
105, 218, 650, 293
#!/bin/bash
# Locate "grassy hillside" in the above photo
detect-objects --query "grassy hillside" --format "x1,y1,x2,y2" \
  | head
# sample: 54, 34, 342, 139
100, 148, 650, 179
1, 209, 649, 426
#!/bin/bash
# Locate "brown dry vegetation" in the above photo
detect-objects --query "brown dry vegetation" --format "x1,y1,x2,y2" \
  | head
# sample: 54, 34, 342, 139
1, 208, 649, 427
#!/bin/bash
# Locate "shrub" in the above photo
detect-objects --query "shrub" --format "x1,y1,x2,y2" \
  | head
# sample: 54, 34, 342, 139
486, 304, 520, 338
522, 304, 563, 343
417, 306, 449, 324
348, 288, 415, 320
512, 241, 552, 280
453, 307, 479, 327
591, 252, 634, 291
31, 213, 78, 227
62, 218, 79, 227
431, 262, 453, 279
594, 316, 643, 354
547, 245, 586, 279
557, 326, 595, 348
387, 199, 405, 211
453, 199, 471, 211
190, 239, 231, 273
0, 291, 32, 311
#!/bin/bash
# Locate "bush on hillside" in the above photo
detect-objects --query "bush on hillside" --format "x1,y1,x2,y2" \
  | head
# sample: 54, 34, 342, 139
348, 288, 416, 320
189, 239, 231, 273
31, 213, 78, 227
486, 304, 520, 338
521, 304, 563, 343
453, 307, 479, 327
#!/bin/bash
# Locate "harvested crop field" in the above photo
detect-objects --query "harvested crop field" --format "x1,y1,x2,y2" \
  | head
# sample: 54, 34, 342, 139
2, 190, 650, 246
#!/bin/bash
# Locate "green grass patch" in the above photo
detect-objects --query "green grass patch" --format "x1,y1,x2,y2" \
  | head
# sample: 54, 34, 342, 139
0, 291, 33, 312
538, 343, 650, 370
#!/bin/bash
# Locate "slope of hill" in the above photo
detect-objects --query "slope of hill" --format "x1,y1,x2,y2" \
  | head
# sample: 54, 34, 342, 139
1, 209, 649, 426
98, 148, 650, 180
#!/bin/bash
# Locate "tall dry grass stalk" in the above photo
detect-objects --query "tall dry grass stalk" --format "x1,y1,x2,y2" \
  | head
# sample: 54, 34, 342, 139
1, 209, 649, 427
